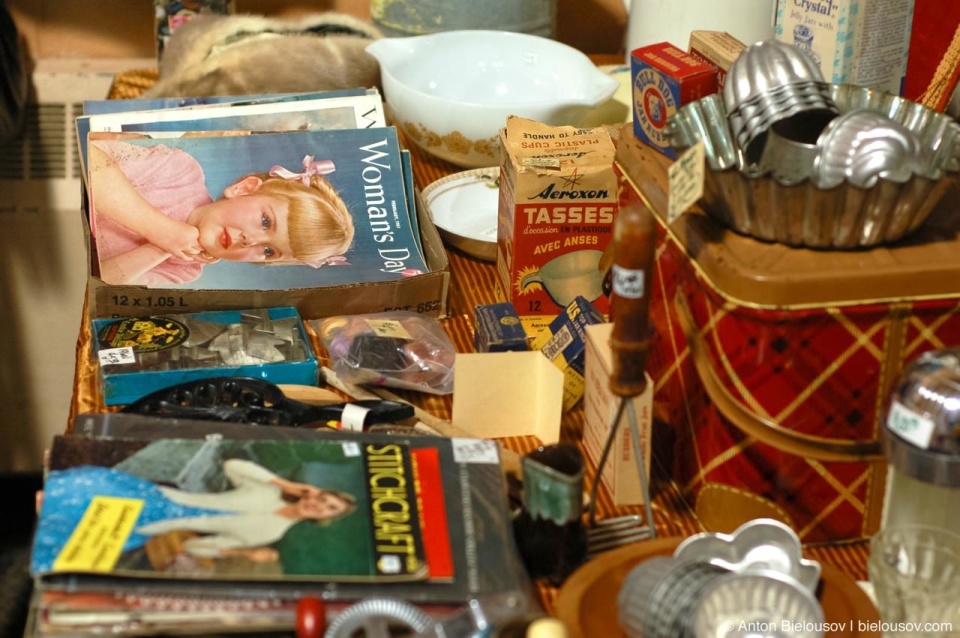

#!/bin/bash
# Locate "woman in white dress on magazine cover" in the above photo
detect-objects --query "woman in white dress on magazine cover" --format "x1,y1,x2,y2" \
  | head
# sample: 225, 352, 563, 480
31, 458, 357, 572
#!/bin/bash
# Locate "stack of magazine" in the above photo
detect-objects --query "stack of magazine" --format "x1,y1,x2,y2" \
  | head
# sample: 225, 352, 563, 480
29, 89, 530, 635
78, 89, 428, 291
27, 414, 531, 636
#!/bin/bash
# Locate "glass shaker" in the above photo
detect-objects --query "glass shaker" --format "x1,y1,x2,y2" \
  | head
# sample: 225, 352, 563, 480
881, 348, 960, 532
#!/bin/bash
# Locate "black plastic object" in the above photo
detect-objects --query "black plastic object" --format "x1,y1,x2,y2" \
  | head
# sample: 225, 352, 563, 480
0, 5, 27, 140
120, 377, 414, 429
512, 444, 588, 587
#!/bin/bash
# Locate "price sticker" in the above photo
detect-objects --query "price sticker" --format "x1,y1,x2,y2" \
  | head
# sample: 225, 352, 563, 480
887, 400, 935, 449
667, 141, 705, 224
364, 319, 412, 340
451, 439, 500, 464
97, 347, 136, 366
612, 265, 645, 299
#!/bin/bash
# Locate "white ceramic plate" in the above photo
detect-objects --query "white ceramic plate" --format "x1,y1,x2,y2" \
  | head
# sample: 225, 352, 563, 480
421, 167, 500, 262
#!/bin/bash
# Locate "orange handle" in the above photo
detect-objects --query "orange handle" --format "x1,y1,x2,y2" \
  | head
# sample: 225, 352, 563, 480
610, 202, 657, 398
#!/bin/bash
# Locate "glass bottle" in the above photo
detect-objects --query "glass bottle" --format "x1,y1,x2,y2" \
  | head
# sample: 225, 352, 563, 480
881, 348, 960, 532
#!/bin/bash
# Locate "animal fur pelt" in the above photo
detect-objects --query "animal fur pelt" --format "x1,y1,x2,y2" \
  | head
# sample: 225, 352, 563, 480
143, 13, 383, 98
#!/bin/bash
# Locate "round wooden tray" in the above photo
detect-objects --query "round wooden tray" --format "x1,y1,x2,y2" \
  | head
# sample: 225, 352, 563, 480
555, 537, 881, 638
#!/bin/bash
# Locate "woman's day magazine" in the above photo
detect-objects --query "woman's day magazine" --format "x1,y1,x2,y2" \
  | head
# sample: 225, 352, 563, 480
76, 88, 385, 181
86, 126, 428, 290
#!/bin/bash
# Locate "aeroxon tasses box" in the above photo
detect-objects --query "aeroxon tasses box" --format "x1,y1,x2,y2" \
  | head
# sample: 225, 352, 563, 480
496, 116, 617, 332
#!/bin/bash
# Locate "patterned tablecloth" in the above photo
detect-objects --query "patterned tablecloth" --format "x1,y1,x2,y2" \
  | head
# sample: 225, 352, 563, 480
69, 68, 872, 614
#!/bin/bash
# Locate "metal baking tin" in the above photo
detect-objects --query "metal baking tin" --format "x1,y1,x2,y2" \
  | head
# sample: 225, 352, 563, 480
692, 569, 825, 638
723, 39, 837, 163
673, 518, 821, 593
666, 85, 960, 249
814, 109, 930, 189
723, 40, 827, 113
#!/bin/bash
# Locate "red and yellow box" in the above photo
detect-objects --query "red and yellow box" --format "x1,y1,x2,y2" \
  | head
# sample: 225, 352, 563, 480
615, 131, 960, 543
687, 30, 746, 91
496, 117, 617, 334
630, 42, 717, 158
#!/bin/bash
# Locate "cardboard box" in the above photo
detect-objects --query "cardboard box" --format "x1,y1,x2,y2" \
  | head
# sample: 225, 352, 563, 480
531, 296, 605, 412
474, 303, 530, 353
687, 30, 747, 90
496, 116, 617, 329
630, 42, 718, 158
92, 306, 318, 405
84, 191, 450, 321
582, 322, 653, 507
774, 0, 914, 95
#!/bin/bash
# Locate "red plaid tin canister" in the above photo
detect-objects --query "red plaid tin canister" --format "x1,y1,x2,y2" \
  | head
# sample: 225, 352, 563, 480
614, 131, 960, 543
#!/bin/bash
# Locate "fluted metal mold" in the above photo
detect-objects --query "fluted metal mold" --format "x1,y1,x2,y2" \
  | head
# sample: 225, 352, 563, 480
665, 85, 960, 249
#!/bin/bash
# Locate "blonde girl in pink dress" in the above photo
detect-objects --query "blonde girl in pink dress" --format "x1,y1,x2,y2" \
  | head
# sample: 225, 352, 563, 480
89, 139, 355, 286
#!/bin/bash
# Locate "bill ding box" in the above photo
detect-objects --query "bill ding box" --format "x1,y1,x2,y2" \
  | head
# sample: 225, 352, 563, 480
496, 116, 618, 334
91, 306, 318, 406
630, 42, 718, 158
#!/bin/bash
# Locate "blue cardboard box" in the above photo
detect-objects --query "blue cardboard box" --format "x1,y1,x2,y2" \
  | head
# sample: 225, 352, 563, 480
474, 302, 530, 353
92, 306, 318, 405
531, 296, 605, 411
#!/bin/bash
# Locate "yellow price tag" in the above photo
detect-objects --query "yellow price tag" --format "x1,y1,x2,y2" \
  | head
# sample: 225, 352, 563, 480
52, 496, 144, 573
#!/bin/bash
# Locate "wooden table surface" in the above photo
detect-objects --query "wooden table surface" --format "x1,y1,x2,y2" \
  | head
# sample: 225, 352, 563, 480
67, 66, 874, 619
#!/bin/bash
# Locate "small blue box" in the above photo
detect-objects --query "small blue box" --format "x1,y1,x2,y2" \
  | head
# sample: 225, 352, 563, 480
92, 306, 318, 406
532, 296, 605, 411
474, 302, 529, 353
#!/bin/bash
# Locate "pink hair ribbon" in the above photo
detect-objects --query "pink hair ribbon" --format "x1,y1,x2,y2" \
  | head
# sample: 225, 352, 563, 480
301, 254, 349, 269
268, 155, 336, 185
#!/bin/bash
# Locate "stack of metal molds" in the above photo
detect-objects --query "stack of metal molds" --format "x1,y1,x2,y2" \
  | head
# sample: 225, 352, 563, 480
666, 39, 960, 249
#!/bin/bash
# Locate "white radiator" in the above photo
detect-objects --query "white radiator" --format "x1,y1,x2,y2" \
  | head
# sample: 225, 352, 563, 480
0, 58, 152, 472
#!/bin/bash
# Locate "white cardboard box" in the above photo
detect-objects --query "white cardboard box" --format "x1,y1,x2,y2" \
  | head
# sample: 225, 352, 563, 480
774, 0, 914, 95
582, 322, 653, 507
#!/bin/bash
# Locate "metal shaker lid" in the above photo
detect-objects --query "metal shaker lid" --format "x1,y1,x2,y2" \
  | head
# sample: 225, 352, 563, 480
884, 348, 960, 487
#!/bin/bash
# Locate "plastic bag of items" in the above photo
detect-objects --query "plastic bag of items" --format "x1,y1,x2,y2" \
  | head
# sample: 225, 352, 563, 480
315, 312, 455, 395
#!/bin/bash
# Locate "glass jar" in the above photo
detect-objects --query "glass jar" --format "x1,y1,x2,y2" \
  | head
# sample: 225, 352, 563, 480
881, 348, 960, 532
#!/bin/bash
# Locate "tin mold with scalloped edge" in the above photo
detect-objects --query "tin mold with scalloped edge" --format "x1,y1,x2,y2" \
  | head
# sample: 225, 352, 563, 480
665, 85, 960, 249
723, 39, 838, 164
723, 40, 827, 111
673, 518, 821, 594
692, 569, 825, 638
813, 109, 931, 189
